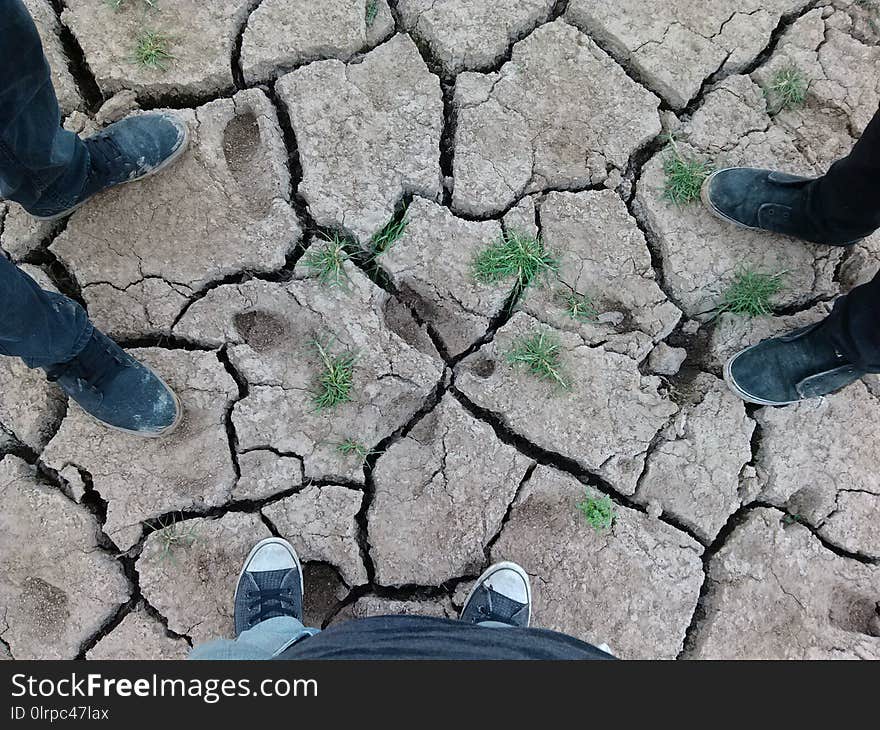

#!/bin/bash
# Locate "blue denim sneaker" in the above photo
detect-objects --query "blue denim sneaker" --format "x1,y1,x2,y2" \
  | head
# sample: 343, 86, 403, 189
460, 561, 532, 628
724, 322, 866, 406
30, 111, 189, 221
234, 538, 304, 636
44, 328, 182, 437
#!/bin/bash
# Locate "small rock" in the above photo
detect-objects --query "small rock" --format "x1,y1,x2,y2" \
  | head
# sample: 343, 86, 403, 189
648, 343, 688, 376
95, 90, 140, 126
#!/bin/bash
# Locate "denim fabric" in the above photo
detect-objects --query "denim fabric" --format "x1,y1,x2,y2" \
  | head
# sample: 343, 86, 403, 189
189, 617, 320, 661
0, 252, 92, 368
0, 0, 92, 368
189, 618, 525, 660
0, 0, 88, 212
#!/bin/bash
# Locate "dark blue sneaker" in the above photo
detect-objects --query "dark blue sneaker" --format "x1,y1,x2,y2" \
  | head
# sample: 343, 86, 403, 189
460, 561, 532, 628
30, 112, 189, 221
702, 167, 869, 246
234, 538, 304, 636
44, 328, 182, 437
724, 322, 866, 406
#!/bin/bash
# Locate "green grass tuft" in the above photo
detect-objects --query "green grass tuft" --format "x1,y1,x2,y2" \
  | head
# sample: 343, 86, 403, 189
473, 229, 558, 298
133, 29, 173, 71
765, 65, 809, 114
366, 0, 379, 27
154, 519, 198, 563
312, 340, 356, 411
336, 438, 382, 464
303, 235, 352, 287
370, 214, 408, 255
108, 0, 156, 8
557, 289, 599, 322
716, 268, 784, 318
506, 330, 568, 389
577, 494, 615, 533
662, 144, 712, 206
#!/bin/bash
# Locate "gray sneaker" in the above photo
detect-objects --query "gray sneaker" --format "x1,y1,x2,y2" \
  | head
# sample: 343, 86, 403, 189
233, 537, 304, 636
460, 562, 532, 628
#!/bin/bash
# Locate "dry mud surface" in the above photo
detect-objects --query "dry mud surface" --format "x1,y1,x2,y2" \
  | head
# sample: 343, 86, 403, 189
1, 1, 878, 660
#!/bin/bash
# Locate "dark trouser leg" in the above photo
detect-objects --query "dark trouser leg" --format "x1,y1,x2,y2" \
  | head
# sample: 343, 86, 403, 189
823, 271, 880, 372
799, 106, 880, 371
803, 106, 880, 242
0, 254, 92, 369
0, 0, 89, 213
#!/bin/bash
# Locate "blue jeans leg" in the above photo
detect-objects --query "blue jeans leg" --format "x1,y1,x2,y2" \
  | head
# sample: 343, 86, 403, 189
188, 618, 321, 661
0, 0, 89, 213
0, 254, 92, 368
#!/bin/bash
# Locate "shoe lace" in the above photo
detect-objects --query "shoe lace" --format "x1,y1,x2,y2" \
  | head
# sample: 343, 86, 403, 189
246, 588, 295, 624
473, 586, 524, 625
86, 134, 124, 173
46, 344, 124, 391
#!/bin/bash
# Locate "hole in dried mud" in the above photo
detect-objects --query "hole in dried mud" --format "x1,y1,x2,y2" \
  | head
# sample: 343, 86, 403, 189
223, 112, 261, 173
471, 357, 496, 379
233, 310, 288, 352
829, 591, 880, 637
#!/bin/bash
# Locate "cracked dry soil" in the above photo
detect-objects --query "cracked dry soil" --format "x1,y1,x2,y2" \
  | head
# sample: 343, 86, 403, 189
0, 0, 879, 661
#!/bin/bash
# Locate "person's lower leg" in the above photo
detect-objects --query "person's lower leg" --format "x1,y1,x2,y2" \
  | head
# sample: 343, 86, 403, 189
0, 0, 89, 212
803, 106, 880, 241
0, 255, 92, 369
822, 272, 880, 372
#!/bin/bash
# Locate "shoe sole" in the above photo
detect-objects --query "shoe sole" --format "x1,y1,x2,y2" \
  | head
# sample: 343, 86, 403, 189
79, 362, 185, 439
233, 537, 305, 623
723, 348, 801, 407
31, 117, 191, 222
460, 561, 532, 627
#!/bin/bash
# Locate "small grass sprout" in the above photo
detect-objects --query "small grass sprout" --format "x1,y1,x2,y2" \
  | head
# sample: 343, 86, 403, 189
154, 519, 198, 562
506, 330, 568, 389
133, 29, 174, 71
108, 0, 156, 9
557, 288, 599, 322
577, 494, 615, 533
662, 140, 713, 206
336, 438, 383, 464
303, 234, 351, 287
716, 268, 784, 318
370, 214, 408, 255
312, 340, 356, 411
765, 64, 809, 114
473, 229, 558, 297
366, 0, 379, 27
